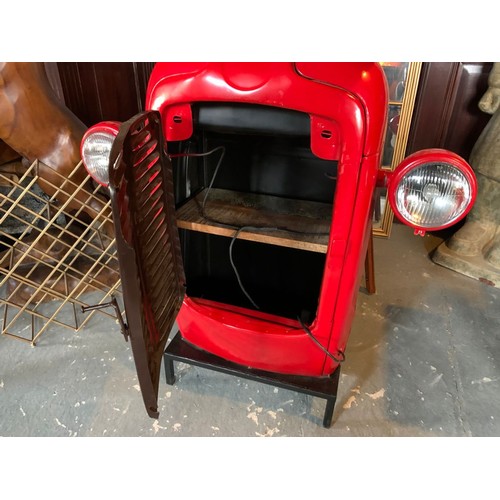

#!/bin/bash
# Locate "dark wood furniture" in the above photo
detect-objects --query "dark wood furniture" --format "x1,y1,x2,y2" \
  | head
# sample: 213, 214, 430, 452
407, 62, 494, 161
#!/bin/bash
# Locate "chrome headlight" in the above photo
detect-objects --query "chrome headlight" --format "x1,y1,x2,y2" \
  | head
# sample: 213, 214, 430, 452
80, 122, 119, 186
388, 149, 477, 235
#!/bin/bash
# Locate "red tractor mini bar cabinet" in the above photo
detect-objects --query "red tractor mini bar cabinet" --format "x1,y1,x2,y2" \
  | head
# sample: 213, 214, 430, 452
81, 62, 476, 426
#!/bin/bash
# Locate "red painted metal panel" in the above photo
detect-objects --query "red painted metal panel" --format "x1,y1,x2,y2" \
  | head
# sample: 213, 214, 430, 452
146, 62, 388, 376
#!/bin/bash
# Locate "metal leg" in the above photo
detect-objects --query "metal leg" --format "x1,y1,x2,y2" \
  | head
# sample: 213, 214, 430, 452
164, 356, 176, 385
323, 397, 336, 428
323, 366, 341, 428
164, 333, 343, 428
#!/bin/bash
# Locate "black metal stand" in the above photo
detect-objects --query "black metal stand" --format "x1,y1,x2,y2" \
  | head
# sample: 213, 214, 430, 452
163, 332, 341, 428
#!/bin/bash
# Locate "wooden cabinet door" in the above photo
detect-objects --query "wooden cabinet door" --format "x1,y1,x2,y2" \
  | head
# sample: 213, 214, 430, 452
407, 62, 494, 161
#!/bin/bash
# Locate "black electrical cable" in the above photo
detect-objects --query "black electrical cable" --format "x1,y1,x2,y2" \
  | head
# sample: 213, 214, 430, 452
228, 224, 298, 310
169, 146, 226, 213
297, 315, 345, 364
229, 226, 261, 310
201, 147, 225, 216
169, 145, 225, 161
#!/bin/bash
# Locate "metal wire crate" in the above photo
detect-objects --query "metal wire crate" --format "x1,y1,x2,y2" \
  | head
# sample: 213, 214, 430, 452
0, 160, 121, 345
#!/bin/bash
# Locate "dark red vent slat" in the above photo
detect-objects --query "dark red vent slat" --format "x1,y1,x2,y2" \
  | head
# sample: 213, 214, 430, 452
108, 110, 185, 419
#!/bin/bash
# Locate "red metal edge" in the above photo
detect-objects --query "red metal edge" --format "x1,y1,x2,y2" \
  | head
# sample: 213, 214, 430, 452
387, 148, 477, 232
177, 296, 329, 376
144, 62, 386, 159
80, 121, 121, 186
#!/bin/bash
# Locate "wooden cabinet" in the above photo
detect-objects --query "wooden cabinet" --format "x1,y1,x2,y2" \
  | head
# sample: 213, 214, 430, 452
406, 62, 493, 160
55, 62, 155, 125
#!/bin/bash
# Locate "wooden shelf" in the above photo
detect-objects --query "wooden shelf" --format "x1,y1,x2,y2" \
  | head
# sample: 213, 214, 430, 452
176, 188, 332, 253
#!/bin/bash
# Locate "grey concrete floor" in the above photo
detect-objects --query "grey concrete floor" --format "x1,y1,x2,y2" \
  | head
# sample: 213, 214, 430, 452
1, 222, 500, 437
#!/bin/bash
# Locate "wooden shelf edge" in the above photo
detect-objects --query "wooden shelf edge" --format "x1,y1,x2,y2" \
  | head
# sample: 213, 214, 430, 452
176, 188, 331, 253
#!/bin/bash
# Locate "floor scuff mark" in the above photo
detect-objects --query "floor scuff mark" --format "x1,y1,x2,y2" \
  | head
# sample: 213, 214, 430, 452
247, 407, 263, 425
471, 377, 497, 385
366, 388, 385, 400
152, 420, 168, 434
55, 418, 67, 429
256, 426, 280, 437
343, 395, 357, 409
430, 373, 443, 387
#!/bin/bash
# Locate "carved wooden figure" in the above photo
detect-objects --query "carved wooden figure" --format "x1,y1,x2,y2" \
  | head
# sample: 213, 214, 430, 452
0, 62, 111, 231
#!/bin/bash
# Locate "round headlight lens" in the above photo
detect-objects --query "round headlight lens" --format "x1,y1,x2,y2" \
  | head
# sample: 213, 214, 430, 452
394, 162, 473, 229
81, 122, 120, 186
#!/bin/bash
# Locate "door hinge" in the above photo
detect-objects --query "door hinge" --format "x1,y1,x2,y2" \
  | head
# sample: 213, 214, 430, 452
81, 296, 130, 342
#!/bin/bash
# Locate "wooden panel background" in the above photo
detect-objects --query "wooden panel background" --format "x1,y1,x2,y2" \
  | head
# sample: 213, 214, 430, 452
407, 62, 494, 161
55, 62, 155, 126
51, 62, 494, 164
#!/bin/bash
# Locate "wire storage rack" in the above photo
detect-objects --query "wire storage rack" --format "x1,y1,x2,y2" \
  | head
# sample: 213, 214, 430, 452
0, 160, 122, 346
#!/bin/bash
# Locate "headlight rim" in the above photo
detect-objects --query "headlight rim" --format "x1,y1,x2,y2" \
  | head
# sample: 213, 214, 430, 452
80, 121, 120, 187
387, 148, 477, 233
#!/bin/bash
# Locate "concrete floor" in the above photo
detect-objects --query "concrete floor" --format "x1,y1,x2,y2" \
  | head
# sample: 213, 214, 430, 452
1, 222, 500, 437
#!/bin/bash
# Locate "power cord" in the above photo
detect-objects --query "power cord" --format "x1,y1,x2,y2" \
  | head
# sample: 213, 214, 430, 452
297, 315, 345, 364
